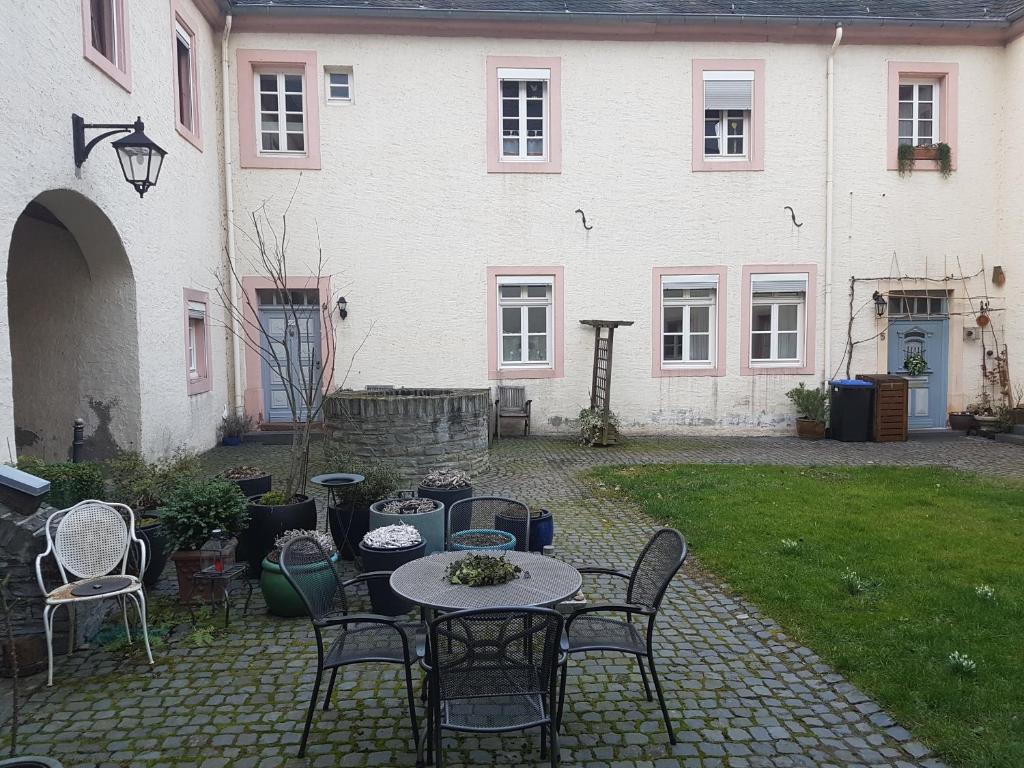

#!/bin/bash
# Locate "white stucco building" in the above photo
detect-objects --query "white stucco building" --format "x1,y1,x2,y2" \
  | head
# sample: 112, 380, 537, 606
2, 0, 1023, 459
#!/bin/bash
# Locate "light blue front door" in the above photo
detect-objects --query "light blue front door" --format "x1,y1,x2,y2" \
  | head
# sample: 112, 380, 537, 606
258, 307, 322, 422
888, 318, 949, 429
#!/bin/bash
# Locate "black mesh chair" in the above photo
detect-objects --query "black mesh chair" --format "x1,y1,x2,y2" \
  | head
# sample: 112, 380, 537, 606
447, 497, 530, 552
280, 535, 421, 758
420, 607, 565, 768
557, 528, 687, 743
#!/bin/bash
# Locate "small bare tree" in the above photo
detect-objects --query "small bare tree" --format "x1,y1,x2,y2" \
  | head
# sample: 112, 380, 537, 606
217, 203, 358, 501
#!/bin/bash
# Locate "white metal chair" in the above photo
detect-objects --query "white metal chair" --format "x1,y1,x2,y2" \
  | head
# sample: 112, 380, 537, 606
35, 500, 154, 686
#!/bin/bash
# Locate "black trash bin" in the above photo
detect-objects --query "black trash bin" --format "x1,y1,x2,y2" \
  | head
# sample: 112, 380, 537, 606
830, 379, 875, 442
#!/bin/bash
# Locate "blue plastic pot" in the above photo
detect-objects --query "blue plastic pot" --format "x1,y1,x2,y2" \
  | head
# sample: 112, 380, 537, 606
450, 529, 516, 552
529, 509, 554, 553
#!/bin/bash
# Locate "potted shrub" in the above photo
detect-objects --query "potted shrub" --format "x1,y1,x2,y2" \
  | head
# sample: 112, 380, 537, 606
260, 529, 338, 618
218, 465, 272, 498
449, 529, 516, 552
242, 489, 317, 578
368, 496, 445, 555
417, 469, 473, 508
218, 411, 252, 446
785, 383, 828, 440
528, 507, 554, 553
161, 479, 250, 604
358, 524, 425, 615
316, 456, 400, 562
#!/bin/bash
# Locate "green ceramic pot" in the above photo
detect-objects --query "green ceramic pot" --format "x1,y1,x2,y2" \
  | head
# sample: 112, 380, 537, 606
260, 550, 339, 618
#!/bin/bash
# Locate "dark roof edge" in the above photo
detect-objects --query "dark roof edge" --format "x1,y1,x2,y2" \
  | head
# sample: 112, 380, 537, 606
219, 3, 1012, 29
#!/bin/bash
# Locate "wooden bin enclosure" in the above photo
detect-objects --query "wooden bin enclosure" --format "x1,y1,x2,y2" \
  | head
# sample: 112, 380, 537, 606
856, 374, 908, 442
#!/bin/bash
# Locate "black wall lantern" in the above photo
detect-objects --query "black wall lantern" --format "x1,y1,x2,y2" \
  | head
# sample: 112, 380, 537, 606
337, 296, 348, 319
872, 291, 888, 318
73, 114, 167, 198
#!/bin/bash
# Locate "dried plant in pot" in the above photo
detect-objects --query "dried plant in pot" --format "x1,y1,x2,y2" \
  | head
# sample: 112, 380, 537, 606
218, 411, 253, 446
260, 529, 337, 618
368, 496, 445, 555
358, 524, 425, 616
417, 469, 473, 508
218, 465, 272, 498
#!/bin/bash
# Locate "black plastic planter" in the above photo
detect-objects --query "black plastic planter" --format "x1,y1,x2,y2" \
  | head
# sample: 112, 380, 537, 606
0, 758, 64, 767
357, 539, 426, 616
328, 501, 369, 561
241, 494, 317, 577
416, 484, 473, 508
231, 473, 272, 499
137, 520, 169, 587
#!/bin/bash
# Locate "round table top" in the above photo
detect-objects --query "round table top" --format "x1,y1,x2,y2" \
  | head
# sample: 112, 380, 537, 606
390, 551, 582, 612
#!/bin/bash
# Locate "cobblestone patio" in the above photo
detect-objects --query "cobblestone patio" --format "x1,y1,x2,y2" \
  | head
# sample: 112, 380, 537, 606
9, 435, 1022, 767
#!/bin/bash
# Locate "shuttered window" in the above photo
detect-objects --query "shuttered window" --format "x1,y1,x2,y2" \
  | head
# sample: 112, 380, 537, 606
662, 275, 718, 367
703, 71, 753, 159
750, 274, 807, 365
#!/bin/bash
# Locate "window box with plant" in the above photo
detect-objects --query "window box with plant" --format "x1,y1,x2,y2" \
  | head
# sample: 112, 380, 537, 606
368, 496, 445, 555
259, 529, 337, 618
161, 479, 249, 603
785, 382, 829, 440
897, 142, 953, 178
357, 524, 425, 615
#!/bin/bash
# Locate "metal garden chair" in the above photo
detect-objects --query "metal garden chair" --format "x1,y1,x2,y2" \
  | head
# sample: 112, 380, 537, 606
494, 385, 531, 438
419, 607, 565, 768
280, 535, 421, 758
557, 528, 687, 743
447, 496, 530, 552
35, 500, 154, 686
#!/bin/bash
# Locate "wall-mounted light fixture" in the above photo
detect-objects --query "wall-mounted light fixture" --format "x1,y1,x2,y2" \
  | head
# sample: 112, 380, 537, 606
73, 114, 167, 198
337, 296, 348, 319
872, 291, 887, 318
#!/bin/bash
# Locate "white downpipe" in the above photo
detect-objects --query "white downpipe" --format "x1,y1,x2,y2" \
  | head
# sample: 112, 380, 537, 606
221, 15, 245, 413
823, 24, 843, 382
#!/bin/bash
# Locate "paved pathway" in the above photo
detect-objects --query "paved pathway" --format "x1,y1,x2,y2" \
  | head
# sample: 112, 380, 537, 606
10, 435, 1022, 767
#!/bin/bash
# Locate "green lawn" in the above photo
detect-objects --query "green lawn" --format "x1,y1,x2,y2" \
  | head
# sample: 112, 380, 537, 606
591, 464, 1024, 768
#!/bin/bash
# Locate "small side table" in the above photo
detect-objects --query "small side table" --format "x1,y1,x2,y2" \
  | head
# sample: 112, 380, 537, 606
189, 563, 252, 628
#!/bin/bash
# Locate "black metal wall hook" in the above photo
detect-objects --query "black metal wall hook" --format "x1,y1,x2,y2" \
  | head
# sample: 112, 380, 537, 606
784, 206, 803, 227
575, 208, 593, 230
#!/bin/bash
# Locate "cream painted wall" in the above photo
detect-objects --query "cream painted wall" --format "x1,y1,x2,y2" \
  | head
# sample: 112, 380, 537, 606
228, 32, 1021, 433
0, 0, 229, 459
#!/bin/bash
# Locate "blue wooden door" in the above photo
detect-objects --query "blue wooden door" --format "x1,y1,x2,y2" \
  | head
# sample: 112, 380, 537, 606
887, 319, 948, 429
259, 307, 321, 422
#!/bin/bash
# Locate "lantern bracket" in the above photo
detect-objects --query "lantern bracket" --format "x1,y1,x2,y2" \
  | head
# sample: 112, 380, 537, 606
72, 113, 137, 168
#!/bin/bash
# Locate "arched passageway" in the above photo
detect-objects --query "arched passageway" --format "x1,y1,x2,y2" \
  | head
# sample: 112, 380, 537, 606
7, 189, 141, 461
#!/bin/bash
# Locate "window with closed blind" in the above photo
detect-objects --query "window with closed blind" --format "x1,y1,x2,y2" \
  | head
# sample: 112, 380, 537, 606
749, 273, 808, 366
693, 60, 764, 172
661, 275, 718, 368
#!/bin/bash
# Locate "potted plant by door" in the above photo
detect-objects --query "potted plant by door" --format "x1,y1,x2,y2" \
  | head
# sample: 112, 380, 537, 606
218, 412, 252, 446
217, 465, 272, 498
785, 383, 829, 440
358, 524, 425, 615
368, 496, 445, 555
260, 529, 338, 618
417, 469, 473, 508
160, 479, 250, 604
242, 489, 318, 578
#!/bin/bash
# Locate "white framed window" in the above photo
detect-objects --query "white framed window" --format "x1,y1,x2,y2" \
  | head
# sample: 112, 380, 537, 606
325, 69, 353, 103
89, 0, 121, 67
498, 67, 549, 161
749, 273, 807, 366
898, 79, 940, 146
703, 71, 753, 159
175, 21, 195, 133
497, 276, 553, 368
256, 71, 306, 154
662, 275, 718, 367
187, 321, 198, 376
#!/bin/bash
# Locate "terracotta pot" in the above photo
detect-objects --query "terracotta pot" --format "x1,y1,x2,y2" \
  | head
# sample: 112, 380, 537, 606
795, 418, 826, 440
170, 541, 237, 605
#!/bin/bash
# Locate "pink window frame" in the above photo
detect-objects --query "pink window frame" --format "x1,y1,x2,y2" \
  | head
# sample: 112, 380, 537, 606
236, 49, 321, 170
486, 56, 562, 174
886, 62, 958, 172
740, 264, 817, 376
486, 267, 564, 380
240, 276, 333, 423
691, 59, 764, 172
171, 1, 202, 151
81, 0, 131, 92
651, 266, 727, 378
184, 289, 212, 395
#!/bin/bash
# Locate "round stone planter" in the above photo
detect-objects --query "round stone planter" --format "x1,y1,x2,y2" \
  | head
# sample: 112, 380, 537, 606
260, 551, 339, 618
369, 498, 445, 555
241, 495, 318, 577
449, 529, 516, 552
358, 539, 426, 615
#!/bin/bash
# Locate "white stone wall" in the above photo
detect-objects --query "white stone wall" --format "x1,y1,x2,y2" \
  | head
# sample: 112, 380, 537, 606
0, 0, 228, 459
228, 32, 1021, 433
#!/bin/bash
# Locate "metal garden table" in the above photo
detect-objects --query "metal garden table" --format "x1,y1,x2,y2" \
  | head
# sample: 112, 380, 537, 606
390, 551, 582, 612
